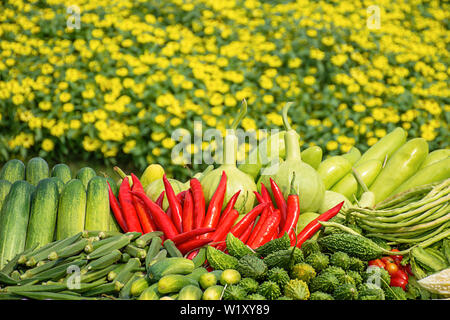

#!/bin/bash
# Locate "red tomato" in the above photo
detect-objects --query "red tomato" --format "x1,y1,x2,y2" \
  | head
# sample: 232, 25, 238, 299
368, 259, 386, 269
385, 262, 399, 275
390, 276, 408, 290
390, 249, 403, 264
381, 256, 395, 265
392, 268, 409, 282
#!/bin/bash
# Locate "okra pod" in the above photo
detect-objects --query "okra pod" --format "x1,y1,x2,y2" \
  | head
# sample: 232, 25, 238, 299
124, 244, 146, 260
119, 272, 144, 299
147, 249, 167, 268
0, 272, 19, 286
4, 283, 68, 293
135, 231, 164, 248
30, 259, 87, 282
86, 235, 131, 260
48, 238, 90, 260
85, 250, 122, 271
163, 239, 183, 257
114, 258, 141, 291
14, 290, 91, 300
3, 245, 37, 273
80, 264, 117, 283
107, 263, 126, 281
145, 236, 163, 269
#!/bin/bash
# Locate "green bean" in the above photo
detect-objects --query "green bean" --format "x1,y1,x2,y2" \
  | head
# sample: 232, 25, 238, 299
423, 178, 450, 200
366, 222, 449, 244
414, 228, 450, 249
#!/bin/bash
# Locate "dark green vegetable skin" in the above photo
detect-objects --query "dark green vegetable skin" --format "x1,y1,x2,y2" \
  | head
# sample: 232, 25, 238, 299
318, 233, 387, 260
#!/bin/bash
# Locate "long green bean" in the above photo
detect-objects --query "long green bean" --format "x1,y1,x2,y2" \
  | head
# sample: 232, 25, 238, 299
367, 222, 450, 244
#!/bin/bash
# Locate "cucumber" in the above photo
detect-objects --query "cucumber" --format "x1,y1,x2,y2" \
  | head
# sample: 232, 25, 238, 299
25, 178, 60, 250
163, 239, 183, 257
202, 285, 224, 300
139, 283, 160, 300
50, 163, 72, 184
56, 179, 86, 240
199, 272, 218, 289
85, 176, 110, 232
105, 176, 119, 197
75, 167, 97, 190
0, 180, 35, 269
49, 176, 64, 194
185, 267, 208, 282
148, 257, 195, 282
26, 157, 49, 186
178, 284, 203, 300
0, 179, 12, 211
0, 159, 25, 183
157, 274, 199, 294
130, 275, 151, 297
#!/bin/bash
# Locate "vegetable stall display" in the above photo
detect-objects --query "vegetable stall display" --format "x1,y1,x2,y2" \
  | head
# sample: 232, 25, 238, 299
0, 123, 449, 300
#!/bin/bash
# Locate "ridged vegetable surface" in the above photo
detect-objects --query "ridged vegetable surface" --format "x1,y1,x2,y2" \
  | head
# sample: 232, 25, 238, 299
25, 157, 49, 186
85, 176, 110, 232
50, 163, 72, 184
56, 179, 86, 240
25, 178, 60, 250
75, 167, 97, 190
0, 180, 35, 269
0, 179, 12, 210
0, 159, 26, 183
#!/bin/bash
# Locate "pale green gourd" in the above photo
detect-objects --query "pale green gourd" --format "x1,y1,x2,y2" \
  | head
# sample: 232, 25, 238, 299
258, 102, 325, 213
201, 100, 257, 215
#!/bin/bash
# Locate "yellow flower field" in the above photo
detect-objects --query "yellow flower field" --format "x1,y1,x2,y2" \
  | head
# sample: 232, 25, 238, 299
0, 0, 448, 178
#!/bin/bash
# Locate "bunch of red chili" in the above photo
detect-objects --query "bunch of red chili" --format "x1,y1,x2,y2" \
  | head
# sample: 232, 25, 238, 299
108, 168, 248, 257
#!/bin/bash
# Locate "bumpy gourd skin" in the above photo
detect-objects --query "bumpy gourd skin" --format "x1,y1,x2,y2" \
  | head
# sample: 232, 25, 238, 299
257, 280, 281, 300
284, 279, 310, 300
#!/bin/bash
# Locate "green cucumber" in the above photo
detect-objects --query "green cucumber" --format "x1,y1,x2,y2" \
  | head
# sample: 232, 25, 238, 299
85, 176, 110, 232
202, 285, 224, 300
25, 178, 60, 250
185, 267, 208, 282
178, 284, 203, 300
75, 167, 97, 190
148, 257, 195, 281
56, 179, 86, 240
163, 239, 183, 257
87, 235, 131, 260
0, 159, 25, 183
0, 179, 12, 211
105, 176, 119, 197
157, 274, 199, 294
48, 176, 64, 194
26, 157, 49, 186
139, 283, 160, 300
130, 275, 151, 297
86, 249, 122, 271
0, 180, 35, 269
50, 163, 72, 184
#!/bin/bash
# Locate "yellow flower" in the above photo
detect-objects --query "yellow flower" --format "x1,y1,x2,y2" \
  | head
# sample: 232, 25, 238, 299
367, 137, 379, 146
326, 141, 338, 151
170, 117, 182, 126
152, 147, 161, 156
63, 103, 74, 113
304, 76, 315, 86
41, 138, 54, 152
39, 101, 52, 111
59, 92, 71, 103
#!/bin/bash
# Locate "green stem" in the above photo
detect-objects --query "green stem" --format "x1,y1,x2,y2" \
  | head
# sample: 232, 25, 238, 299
352, 168, 369, 193
282, 102, 294, 131
230, 99, 247, 130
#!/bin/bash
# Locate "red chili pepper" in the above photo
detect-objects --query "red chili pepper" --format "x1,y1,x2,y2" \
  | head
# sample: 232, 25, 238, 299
132, 191, 179, 239
186, 250, 198, 260
163, 174, 184, 233
253, 191, 265, 204
248, 209, 281, 249
295, 201, 344, 248
211, 209, 239, 242
130, 173, 157, 234
270, 178, 287, 231
201, 171, 227, 232
260, 183, 273, 206
246, 206, 270, 245
238, 220, 254, 243
107, 182, 127, 232
118, 177, 143, 233
278, 178, 300, 241
155, 191, 165, 208
230, 202, 268, 237
190, 178, 206, 230
182, 190, 194, 233
177, 238, 213, 255
170, 227, 216, 245
217, 190, 241, 226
